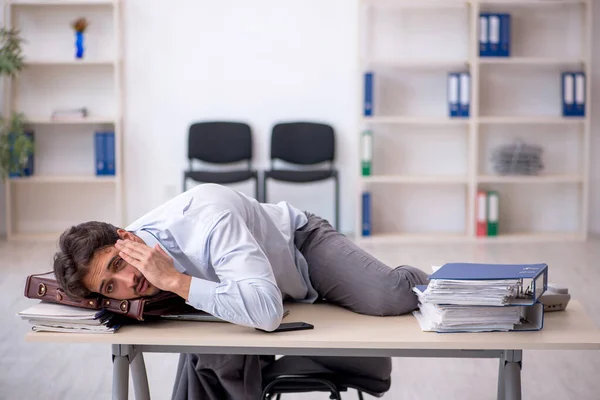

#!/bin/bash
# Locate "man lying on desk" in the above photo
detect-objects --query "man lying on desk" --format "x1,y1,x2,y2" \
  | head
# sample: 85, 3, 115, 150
53, 183, 429, 400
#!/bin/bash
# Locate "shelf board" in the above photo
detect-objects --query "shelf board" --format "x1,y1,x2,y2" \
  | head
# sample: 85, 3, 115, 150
361, 175, 468, 184
24, 116, 117, 125
478, 174, 583, 183
362, 59, 469, 70
363, 0, 467, 9
362, 116, 469, 125
479, 0, 584, 6
24, 60, 115, 67
10, 0, 116, 5
474, 232, 586, 242
479, 57, 584, 66
478, 116, 585, 125
355, 232, 585, 244
355, 233, 469, 244
9, 175, 117, 184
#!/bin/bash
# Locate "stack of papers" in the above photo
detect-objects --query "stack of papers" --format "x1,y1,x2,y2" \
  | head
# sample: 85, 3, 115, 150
18, 302, 118, 334
413, 286, 524, 333
411, 262, 548, 333
418, 279, 521, 306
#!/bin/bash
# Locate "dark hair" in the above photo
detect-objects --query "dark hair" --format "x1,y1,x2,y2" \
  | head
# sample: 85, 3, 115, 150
53, 221, 120, 298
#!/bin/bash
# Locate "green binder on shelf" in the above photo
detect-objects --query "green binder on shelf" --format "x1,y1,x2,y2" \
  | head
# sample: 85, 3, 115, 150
487, 190, 499, 236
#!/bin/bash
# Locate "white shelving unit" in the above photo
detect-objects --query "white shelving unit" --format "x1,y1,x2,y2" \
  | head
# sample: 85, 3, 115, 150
356, 0, 592, 243
3, 0, 123, 241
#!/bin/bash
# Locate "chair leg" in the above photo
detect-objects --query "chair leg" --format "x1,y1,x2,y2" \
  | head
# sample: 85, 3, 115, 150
275, 394, 281, 400
255, 176, 261, 203
357, 390, 364, 400
263, 176, 268, 204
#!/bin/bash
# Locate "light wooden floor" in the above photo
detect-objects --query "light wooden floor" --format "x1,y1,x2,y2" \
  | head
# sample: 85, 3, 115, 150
2, 238, 600, 400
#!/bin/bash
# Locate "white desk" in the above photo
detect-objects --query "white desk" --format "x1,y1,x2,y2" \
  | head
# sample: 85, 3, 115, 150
26, 301, 600, 400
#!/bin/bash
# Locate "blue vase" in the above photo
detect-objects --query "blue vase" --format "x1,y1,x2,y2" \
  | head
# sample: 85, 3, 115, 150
75, 31, 84, 59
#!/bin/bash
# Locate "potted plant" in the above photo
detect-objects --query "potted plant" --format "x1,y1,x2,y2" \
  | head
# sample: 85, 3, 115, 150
0, 28, 33, 181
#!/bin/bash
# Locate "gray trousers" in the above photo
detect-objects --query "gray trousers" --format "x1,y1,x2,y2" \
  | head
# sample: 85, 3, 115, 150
171, 213, 429, 400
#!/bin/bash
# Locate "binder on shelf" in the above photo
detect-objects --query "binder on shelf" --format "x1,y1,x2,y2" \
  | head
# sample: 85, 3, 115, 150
364, 72, 373, 117
105, 131, 116, 176
459, 72, 470, 117
487, 190, 499, 236
429, 262, 549, 306
361, 191, 371, 237
448, 72, 460, 117
479, 13, 489, 57
499, 13, 511, 57
575, 72, 585, 117
488, 14, 500, 56
361, 130, 372, 176
476, 190, 487, 237
95, 132, 106, 176
562, 72, 575, 117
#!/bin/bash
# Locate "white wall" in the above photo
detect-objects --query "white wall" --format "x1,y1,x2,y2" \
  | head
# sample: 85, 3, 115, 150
122, 0, 358, 232
0, 0, 599, 237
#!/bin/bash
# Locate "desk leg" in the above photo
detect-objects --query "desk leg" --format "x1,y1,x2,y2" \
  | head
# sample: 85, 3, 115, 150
497, 358, 505, 400
498, 350, 522, 400
113, 353, 130, 400
131, 352, 151, 400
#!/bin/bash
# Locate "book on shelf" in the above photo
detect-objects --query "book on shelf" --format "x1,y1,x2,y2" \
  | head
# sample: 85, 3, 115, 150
361, 130, 372, 176
479, 12, 511, 57
413, 262, 548, 333
448, 72, 470, 118
95, 130, 116, 176
476, 190, 498, 237
364, 72, 373, 116
50, 107, 89, 121
562, 71, 586, 117
362, 191, 371, 237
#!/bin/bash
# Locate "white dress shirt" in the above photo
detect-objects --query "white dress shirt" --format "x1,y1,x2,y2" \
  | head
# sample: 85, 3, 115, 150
125, 183, 318, 331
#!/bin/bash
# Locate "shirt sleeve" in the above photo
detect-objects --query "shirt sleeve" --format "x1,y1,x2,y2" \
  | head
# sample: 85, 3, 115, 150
184, 210, 284, 331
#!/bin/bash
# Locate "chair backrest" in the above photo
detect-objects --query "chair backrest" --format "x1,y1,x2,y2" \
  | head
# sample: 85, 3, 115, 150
188, 122, 252, 164
270, 122, 335, 165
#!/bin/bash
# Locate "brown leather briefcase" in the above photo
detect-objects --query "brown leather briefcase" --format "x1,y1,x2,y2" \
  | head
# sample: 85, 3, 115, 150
24, 271, 194, 321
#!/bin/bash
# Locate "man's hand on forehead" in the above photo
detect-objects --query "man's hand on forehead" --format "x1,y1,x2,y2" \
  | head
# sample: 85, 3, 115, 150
115, 239, 191, 299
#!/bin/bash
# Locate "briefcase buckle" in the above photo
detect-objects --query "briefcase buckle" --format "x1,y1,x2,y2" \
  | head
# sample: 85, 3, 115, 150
120, 300, 129, 312
37, 283, 46, 297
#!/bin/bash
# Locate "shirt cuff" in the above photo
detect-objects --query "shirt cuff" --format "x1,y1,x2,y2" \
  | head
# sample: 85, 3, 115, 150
185, 277, 218, 311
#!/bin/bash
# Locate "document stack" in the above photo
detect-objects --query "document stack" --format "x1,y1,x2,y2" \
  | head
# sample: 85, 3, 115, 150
18, 302, 122, 334
413, 262, 548, 333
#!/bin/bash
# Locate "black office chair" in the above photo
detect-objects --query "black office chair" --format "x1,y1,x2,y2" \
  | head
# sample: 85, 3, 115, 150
183, 121, 260, 200
261, 356, 391, 400
263, 122, 339, 229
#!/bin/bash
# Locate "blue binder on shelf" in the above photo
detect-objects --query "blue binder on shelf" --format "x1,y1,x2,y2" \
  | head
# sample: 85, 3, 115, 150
94, 132, 106, 176
479, 13, 489, 56
105, 131, 116, 176
364, 72, 373, 116
361, 191, 371, 236
488, 13, 500, 56
575, 72, 585, 117
429, 262, 548, 306
562, 72, 576, 117
499, 13, 511, 57
459, 72, 470, 117
448, 72, 460, 117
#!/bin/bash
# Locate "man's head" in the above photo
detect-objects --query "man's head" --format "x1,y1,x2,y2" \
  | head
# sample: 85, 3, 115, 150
53, 221, 160, 300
